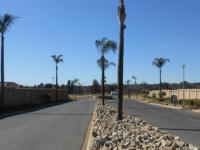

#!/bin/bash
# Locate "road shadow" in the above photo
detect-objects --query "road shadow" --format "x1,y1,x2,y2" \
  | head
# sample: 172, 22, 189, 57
160, 128, 200, 132
0, 100, 73, 120
28, 112, 92, 116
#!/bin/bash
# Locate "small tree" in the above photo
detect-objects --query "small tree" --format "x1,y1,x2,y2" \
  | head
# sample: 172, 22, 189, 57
91, 79, 100, 94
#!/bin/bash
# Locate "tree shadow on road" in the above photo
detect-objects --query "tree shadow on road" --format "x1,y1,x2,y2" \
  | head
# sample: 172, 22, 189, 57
0, 100, 73, 120
28, 112, 92, 116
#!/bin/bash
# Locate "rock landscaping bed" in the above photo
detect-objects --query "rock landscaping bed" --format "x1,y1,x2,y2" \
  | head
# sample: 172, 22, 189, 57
89, 104, 198, 150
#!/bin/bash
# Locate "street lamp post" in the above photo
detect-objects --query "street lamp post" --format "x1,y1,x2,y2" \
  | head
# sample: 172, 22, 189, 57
52, 76, 54, 85
132, 76, 137, 98
182, 65, 186, 100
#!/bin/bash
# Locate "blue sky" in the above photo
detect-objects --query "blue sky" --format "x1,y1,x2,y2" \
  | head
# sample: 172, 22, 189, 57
1, 0, 200, 86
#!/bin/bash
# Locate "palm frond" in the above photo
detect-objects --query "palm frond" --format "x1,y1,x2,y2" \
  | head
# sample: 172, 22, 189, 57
103, 40, 117, 54
97, 54, 116, 71
132, 76, 136, 80
95, 38, 107, 54
95, 38, 117, 55
0, 14, 16, 34
58, 54, 63, 59
152, 57, 170, 68
59, 58, 64, 63
58, 55, 64, 63
51, 55, 57, 63
51, 54, 64, 64
97, 58, 103, 69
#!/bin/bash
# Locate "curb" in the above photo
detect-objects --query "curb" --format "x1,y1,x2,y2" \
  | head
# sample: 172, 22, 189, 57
192, 109, 200, 113
147, 102, 183, 110
82, 105, 96, 150
133, 98, 184, 110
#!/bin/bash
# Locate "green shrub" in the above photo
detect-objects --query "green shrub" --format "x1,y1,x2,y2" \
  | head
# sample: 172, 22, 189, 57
160, 92, 166, 98
152, 93, 156, 98
190, 101, 194, 106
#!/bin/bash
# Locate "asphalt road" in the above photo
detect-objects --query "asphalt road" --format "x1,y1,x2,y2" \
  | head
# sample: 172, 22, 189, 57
108, 99, 200, 147
0, 99, 95, 150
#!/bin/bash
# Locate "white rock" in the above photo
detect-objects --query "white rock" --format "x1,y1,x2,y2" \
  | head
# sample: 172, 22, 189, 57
134, 117, 142, 123
90, 104, 194, 150
174, 136, 180, 140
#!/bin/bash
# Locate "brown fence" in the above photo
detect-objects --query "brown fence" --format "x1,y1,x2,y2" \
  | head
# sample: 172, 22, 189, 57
149, 89, 200, 100
0, 87, 68, 107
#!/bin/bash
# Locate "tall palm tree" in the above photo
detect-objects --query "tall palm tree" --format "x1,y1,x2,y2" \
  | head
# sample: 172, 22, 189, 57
95, 38, 117, 105
132, 76, 137, 85
73, 78, 79, 99
0, 14, 16, 112
118, 0, 126, 120
51, 55, 63, 101
152, 57, 170, 101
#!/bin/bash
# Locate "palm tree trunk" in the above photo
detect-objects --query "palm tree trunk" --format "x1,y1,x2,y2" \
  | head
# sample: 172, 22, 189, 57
118, 0, 125, 120
56, 64, 58, 101
102, 57, 105, 105
1, 35, 4, 112
159, 68, 162, 101
118, 28, 123, 120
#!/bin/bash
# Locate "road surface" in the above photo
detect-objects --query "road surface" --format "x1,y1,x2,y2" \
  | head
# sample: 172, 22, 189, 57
108, 99, 200, 147
0, 99, 95, 150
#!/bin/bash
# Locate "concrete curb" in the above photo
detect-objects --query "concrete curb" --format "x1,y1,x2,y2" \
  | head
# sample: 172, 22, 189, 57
82, 105, 96, 150
133, 98, 184, 110
192, 109, 200, 113
147, 102, 183, 110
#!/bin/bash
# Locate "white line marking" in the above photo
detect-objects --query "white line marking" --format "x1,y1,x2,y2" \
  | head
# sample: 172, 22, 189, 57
163, 112, 171, 116
0, 128, 13, 135
14, 126, 27, 132
39, 117, 46, 121
187, 118, 200, 123
147, 109, 155, 112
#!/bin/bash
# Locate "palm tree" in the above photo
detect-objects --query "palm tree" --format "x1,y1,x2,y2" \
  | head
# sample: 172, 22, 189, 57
51, 55, 63, 101
125, 80, 131, 97
132, 76, 137, 85
95, 38, 117, 105
118, 0, 126, 120
73, 78, 79, 99
0, 14, 16, 112
152, 57, 170, 101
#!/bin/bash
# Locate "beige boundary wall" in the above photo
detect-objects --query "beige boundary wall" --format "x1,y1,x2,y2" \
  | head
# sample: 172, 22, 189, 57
0, 87, 68, 107
149, 89, 200, 100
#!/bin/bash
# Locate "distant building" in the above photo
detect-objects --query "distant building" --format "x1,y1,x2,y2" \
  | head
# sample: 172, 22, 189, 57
0, 82, 19, 88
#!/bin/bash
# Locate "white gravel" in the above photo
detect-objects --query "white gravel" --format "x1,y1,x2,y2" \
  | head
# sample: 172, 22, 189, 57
89, 104, 199, 150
